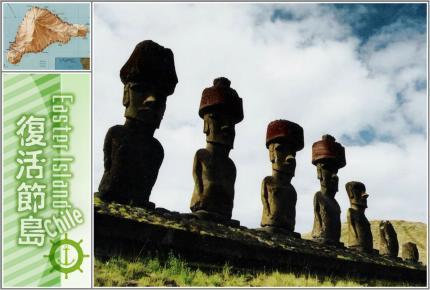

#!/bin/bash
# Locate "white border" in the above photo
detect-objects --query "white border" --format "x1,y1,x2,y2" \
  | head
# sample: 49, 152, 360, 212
1, 1, 428, 288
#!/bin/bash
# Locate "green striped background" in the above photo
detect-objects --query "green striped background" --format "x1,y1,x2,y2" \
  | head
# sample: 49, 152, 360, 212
2, 74, 61, 287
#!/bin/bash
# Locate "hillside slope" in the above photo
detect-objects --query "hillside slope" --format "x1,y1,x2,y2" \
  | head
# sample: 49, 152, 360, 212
303, 220, 427, 264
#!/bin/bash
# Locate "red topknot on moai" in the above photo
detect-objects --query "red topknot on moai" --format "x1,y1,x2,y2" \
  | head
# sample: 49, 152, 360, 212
190, 77, 244, 226
311, 134, 346, 247
260, 119, 304, 238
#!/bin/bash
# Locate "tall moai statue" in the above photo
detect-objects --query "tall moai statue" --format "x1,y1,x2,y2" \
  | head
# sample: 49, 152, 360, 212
97, 40, 178, 208
311, 135, 345, 246
346, 181, 373, 253
260, 120, 304, 237
402, 242, 419, 263
190, 77, 243, 225
379, 220, 399, 259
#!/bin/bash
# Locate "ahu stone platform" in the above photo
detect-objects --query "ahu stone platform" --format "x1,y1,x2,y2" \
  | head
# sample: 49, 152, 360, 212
94, 197, 426, 285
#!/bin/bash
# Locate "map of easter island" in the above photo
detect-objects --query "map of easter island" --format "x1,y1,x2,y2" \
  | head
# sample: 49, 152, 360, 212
3, 3, 90, 70
7, 7, 88, 64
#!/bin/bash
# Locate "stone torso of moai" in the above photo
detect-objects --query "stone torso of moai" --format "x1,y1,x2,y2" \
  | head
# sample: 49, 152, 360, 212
260, 120, 304, 237
311, 135, 345, 246
346, 181, 373, 253
98, 40, 178, 208
402, 242, 419, 263
190, 77, 243, 224
379, 220, 399, 259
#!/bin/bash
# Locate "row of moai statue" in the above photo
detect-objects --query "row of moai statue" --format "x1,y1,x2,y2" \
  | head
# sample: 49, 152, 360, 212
96, 40, 420, 264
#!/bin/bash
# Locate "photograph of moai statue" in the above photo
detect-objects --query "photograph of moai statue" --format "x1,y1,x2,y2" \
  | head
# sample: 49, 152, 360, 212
189, 77, 243, 226
259, 120, 304, 238
92, 2, 427, 287
96, 40, 178, 209
311, 135, 345, 247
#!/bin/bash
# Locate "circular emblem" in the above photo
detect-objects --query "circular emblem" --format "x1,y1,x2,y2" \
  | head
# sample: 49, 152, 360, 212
44, 233, 89, 279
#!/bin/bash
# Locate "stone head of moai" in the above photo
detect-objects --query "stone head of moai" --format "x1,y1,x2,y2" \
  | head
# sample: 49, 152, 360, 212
379, 220, 399, 258
346, 181, 369, 210
189, 77, 243, 224
266, 120, 304, 179
260, 120, 304, 236
199, 77, 243, 150
402, 242, 419, 263
97, 40, 178, 208
120, 40, 178, 130
311, 135, 345, 246
345, 181, 373, 253
312, 135, 346, 198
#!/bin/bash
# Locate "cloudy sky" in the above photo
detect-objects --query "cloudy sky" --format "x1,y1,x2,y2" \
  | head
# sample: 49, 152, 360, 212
93, 3, 427, 233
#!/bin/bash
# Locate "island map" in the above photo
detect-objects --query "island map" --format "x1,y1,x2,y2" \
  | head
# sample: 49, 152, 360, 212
3, 3, 90, 70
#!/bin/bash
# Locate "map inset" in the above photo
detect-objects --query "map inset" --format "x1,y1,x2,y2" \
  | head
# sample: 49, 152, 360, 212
3, 3, 90, 70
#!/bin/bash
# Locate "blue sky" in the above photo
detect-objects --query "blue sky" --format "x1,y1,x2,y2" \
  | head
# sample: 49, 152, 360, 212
332, 4, 426, 42
339, 4, 426, 145
272, 3, 427, 146
93, 3, 427, 232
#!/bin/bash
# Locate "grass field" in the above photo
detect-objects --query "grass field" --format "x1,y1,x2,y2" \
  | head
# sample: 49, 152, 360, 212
95, 254, 416, 287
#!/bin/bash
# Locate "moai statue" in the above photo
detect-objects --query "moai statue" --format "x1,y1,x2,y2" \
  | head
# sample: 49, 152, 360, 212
346, 181, 373, 253
97, 40, 178, 208
311, 135, 346, 246
402, 242, 419, 263
189, 77, 243, 225
379, 220, 399, 259
260, 120, 304, 238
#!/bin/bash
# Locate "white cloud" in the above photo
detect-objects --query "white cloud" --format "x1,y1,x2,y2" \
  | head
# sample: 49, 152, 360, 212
93, 3, 427, 233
